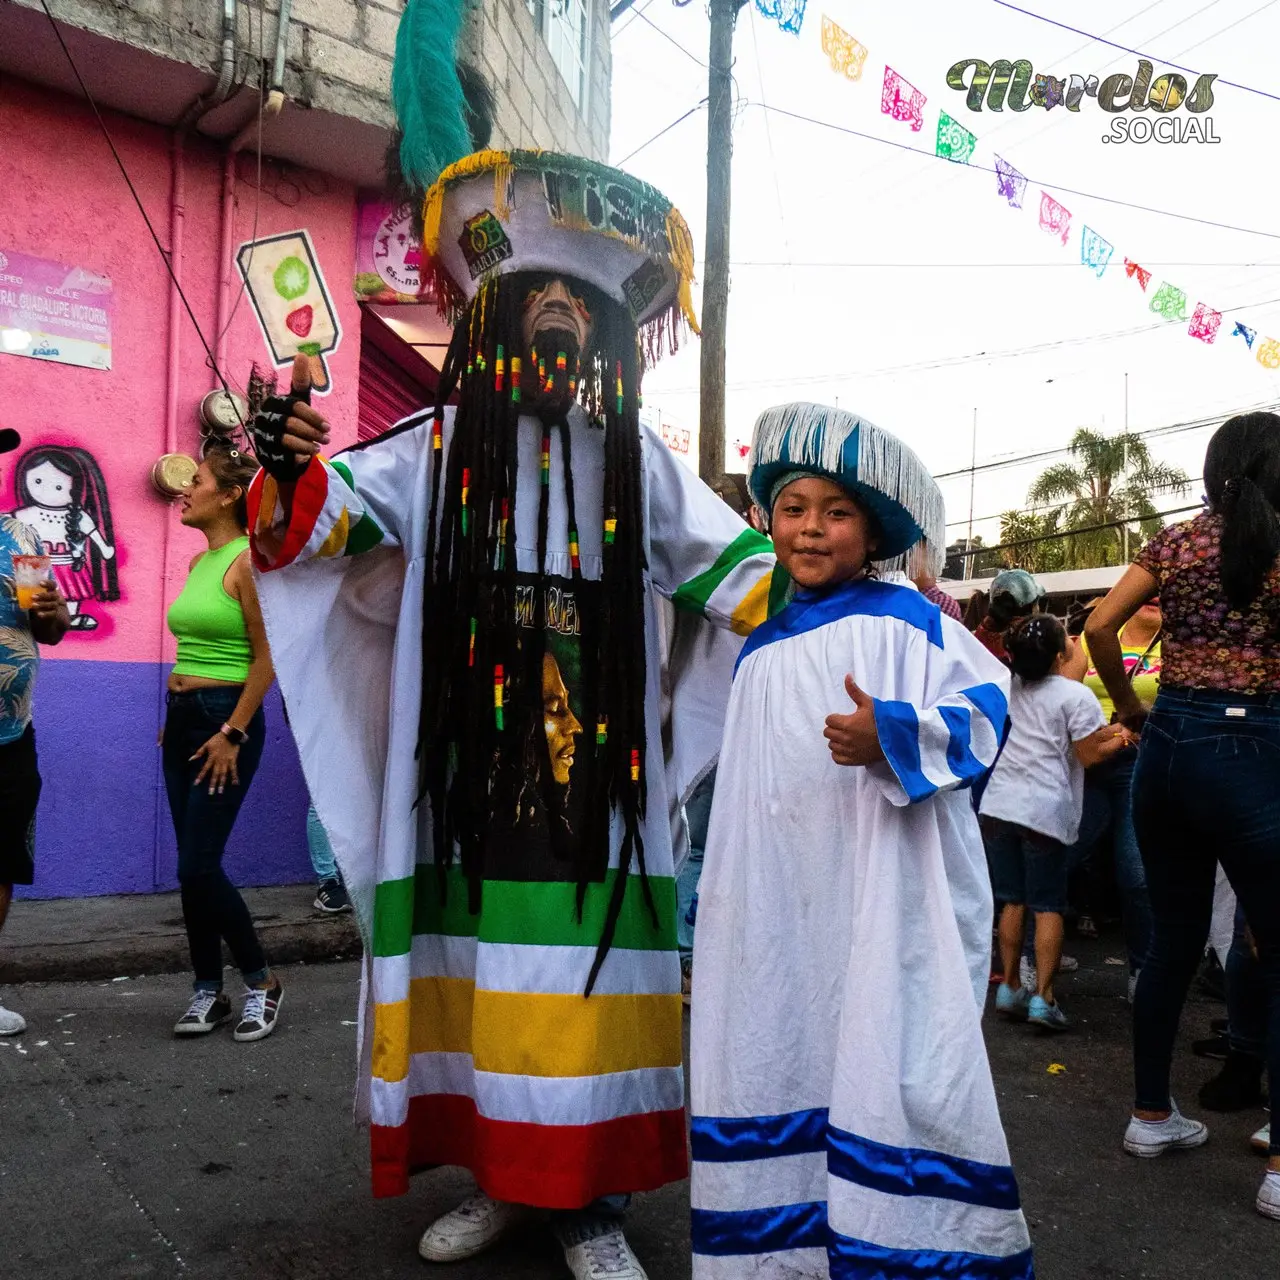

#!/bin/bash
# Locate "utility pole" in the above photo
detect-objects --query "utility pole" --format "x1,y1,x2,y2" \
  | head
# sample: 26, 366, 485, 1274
966, 407, 977, 577
698, 0, 745, 486
1122, 371, 1130, 563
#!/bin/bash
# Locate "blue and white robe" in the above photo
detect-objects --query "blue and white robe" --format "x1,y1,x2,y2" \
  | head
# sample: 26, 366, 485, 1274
690, 578, 1033, 1280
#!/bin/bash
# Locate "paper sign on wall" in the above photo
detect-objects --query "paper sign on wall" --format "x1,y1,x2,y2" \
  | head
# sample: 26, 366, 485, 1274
236, 230, 342, 395
0, 249, 112, 371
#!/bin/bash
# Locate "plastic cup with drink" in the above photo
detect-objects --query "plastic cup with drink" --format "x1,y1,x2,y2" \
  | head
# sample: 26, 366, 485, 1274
12, 554, 53, 611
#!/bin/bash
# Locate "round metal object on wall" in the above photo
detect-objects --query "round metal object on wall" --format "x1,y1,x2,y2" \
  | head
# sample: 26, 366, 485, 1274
151, 453, 198, 497
199, 389, 249, 433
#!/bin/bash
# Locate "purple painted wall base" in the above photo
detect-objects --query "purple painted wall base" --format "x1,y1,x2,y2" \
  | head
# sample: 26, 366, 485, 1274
17, 660, 313, 899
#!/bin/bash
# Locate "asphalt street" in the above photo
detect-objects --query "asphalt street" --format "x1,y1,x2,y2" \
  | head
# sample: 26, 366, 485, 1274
1, 944, 1275, 1279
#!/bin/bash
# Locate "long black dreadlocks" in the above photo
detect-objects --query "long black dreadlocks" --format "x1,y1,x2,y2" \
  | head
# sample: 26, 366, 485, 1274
418, 272, 655, 995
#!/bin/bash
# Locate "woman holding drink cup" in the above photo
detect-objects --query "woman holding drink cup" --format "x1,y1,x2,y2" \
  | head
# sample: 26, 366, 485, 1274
164, 444, 283, 1043
0, 428, 70, 1037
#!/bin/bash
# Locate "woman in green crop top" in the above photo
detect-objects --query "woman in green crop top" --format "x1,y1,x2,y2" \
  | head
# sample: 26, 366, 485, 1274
163, 446, 282, 1043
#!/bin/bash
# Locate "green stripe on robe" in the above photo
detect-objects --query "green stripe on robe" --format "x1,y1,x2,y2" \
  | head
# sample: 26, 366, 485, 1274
670, 528, 774, 616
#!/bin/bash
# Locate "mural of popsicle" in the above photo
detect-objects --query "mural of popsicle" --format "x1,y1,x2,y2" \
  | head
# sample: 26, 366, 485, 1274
235, 230, 342, 395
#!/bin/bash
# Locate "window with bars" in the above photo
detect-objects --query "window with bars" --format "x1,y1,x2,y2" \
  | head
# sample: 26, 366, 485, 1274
526, 0, 591, 109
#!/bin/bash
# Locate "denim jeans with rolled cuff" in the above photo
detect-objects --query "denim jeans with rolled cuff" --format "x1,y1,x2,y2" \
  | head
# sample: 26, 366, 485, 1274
1131, 686, 1280, 1156
162, 687, 268, 992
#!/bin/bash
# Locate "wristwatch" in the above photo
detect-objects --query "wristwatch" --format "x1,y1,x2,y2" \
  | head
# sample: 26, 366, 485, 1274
220, 722, 248, 746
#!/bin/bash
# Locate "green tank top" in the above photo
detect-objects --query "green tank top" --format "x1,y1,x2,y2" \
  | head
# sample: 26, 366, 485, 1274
167, 536, 253, 683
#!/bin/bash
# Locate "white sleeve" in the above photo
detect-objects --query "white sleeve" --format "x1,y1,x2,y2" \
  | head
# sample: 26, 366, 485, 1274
868, 618, 1013, 807
1065, 683, 1107, 741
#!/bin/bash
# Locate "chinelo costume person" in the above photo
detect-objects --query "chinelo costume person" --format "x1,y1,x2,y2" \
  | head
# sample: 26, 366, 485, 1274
243, 5, 776, 1275
689, 404, 1034, 1279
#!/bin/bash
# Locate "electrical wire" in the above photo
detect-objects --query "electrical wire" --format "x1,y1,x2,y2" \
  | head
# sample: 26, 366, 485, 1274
35, 0, 233, 397
630, 4, 707, 67
944, 477, 1205, 529
969, 501, 1204, 555
988, 0, 1280, 102
749, 102, 1280, 241
614, 99, 707, 164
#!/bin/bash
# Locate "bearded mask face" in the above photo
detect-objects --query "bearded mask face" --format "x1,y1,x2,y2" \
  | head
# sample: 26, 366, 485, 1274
520, 277, 596, 414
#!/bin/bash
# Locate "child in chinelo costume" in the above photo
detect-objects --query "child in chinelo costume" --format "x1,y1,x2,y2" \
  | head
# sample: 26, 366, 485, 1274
689, 404, 1034, 1279
246, 112, 776, 1280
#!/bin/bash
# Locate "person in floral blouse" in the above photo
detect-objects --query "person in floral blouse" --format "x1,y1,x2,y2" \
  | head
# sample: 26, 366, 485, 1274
1086, 411, 1280, 1222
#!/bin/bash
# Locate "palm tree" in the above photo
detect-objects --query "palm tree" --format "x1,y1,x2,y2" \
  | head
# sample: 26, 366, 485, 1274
998, 509, 1066, 574
1025, 429, 1189, 568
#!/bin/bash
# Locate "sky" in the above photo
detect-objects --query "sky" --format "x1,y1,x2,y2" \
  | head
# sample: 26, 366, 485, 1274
606, 0, 1280, 551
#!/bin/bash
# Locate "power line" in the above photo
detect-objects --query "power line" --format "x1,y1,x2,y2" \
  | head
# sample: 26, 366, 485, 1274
987, 0, 1280, 103
614, 99, 707, 165
945, 477, 1205, 529
35, 0, 233, 398
967, 501, 1204, 556
750, 102, 1280, 242
630, 5, 708, 68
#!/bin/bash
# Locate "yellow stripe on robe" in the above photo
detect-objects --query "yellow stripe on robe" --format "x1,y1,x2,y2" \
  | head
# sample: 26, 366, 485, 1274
317, 505, 351, 558
371, 979, 683, 1082
729, 571, 772, 636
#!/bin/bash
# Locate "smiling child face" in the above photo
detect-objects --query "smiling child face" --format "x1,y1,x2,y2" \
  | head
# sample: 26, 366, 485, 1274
771, 476, 880, 591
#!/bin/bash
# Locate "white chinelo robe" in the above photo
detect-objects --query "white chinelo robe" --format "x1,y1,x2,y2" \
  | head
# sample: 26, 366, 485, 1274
690, 577, 1034, 1280
247, 405, 776, 1204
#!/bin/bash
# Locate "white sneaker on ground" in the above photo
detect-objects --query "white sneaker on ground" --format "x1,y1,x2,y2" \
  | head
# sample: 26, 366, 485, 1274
1252, 1123, 1272, 1155
418, 1193, 542, 1263
0, 1004, 26, 1036
1258, 1171, 1280, 1220
1123, 1104, 1209, 1158
562, 1228, 649, 1280
1020, 955, 1077, 989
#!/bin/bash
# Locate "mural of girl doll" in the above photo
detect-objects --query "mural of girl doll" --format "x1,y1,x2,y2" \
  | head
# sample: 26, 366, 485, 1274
10, 446, 119, 631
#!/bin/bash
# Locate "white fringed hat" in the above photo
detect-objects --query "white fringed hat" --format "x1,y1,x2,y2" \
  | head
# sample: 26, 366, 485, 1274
747, 403, 944, 561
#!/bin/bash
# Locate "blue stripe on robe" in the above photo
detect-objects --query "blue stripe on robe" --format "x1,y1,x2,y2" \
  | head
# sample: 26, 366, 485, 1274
735, 578, 943, 677
691, 1203, 828, 1256
826, 1125, 1022, 1211
691, 1108, 829, 1163
828, 1232, 1036, 1279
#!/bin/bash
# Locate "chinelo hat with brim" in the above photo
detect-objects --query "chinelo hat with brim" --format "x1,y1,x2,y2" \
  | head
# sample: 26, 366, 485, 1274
747, 402, 944, 562
420, 150, 699, 355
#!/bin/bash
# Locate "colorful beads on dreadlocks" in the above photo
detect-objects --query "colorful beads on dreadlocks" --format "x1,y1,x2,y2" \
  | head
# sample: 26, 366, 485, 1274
494, 345, 505, 393
596, 719, 608, 746
510, 356, 522, 404
468, 617, 477, 667
497, 498, 509, 570
540, 431, 551, 484
461, 467, 471, 534
630, 748, 641, 783
603, 515, 617, 545
493, 664, 504, 731
432, 411, 444, 452
569, 528, 581, 572
615, 361, 624, 415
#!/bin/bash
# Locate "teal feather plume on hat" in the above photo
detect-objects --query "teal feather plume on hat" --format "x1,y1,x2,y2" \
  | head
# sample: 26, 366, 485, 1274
392, 0, 475, 193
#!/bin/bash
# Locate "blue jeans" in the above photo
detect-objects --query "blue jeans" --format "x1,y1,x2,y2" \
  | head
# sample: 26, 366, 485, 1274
162, 688, 268, 992
1131, 687, 1280, 1155
677, 770, 716, 968
1075, 751, 1152, 972
1227, 904, 1268, 1059
306, 803, 339, 882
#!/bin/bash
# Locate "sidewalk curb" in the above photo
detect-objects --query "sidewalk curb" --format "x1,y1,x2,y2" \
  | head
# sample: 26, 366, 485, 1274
0, 919, 362, 984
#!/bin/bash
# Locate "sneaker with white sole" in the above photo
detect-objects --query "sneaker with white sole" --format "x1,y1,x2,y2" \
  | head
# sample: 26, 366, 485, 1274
562, 1228, 649, 1280
1028, 994, 1071, 1032
1252, 1123, 1272, 1155
1123, 1104, 1209, 1157
1258, 1171, 1280, 1220
233, 981, 282, 1042
0, 1004, 27, 1036
1020, 955, 1077, 989
313, 879, 352, 914
418, 1193, 542, 1262
173, 990, 232, 1036
995, 983, 1030, 1021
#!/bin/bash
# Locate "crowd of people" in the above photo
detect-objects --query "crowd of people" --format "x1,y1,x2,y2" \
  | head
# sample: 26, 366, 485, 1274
2, 141, 1278, 1280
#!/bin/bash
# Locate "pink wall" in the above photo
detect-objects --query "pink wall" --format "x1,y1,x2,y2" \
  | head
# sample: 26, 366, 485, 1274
0, 78, 365, 896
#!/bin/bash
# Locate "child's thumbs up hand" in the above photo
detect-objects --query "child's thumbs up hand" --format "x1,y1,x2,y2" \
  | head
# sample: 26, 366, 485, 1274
824, 675, 886, 767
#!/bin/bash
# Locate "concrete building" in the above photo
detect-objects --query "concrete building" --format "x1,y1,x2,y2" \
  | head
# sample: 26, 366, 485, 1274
0, 0, 612, 898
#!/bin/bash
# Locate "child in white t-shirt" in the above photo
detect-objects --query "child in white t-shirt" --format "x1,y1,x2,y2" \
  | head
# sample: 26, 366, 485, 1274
980, 614, 1133, 1030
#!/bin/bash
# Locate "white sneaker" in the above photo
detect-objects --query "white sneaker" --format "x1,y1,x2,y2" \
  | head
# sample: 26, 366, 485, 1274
562, 1228, 649, 1280
1020, 955, 1077, 989
1252, 1123, 1272, 1155
1123, 1104, 1209, 1158
1258, 1171, 1280, 1220
418, 1193, 542, 1262
0, 1004, 26, 1036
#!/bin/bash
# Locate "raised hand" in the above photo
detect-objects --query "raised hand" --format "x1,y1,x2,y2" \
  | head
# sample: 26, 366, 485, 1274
251, 353, 331, 481
823, 674, 886, 767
